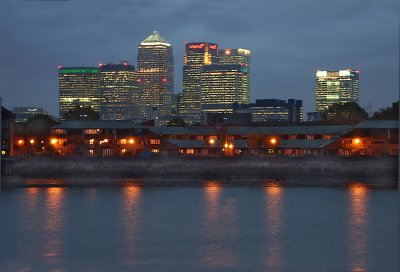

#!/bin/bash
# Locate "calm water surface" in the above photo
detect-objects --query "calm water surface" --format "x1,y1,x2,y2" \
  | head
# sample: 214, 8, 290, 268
0, 182, 397, 271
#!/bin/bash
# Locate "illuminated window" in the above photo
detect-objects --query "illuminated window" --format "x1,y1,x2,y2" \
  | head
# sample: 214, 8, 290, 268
120, 139, 127, 144
89, 149, 94, 156
306, 134, 314, 140
89, 139, 95, 145
187, 149, 194, 155
323, 134, 332, 140
52, 129, 66, 134
1, 150, 6, 155
196, 135, 204, 140
84, 129, 98, 134
151, 149, 160, 153
150, 139, 160, 145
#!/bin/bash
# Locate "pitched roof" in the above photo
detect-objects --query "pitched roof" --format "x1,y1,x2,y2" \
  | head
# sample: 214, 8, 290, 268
227, 125, 350, 135
140, 31, 171, 46
51, 120, 143, 129
148, 126, 217, 135
354, 120, 399, 129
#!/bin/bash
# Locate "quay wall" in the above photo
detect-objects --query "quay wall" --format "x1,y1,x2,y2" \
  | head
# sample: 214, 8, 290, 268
1, 156, 398, 187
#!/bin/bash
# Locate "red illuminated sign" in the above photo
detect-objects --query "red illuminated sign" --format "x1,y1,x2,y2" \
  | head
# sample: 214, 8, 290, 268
188, 43, 205, 49
209, 44, 217, 50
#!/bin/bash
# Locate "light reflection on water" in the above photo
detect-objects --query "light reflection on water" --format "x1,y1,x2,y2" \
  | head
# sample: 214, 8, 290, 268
44, 187, 65, 264
349, 183, 368, 272
121, 185, 142, 265
265, 182, 283, 271
0, 180, 396, 271
202, 181, 238, 268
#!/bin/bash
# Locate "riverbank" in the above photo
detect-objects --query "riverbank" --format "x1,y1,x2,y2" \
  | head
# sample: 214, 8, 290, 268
1, 156, 398, 188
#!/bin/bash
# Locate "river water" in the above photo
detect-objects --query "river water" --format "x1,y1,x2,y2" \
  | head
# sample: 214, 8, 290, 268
0, 182, 397, 271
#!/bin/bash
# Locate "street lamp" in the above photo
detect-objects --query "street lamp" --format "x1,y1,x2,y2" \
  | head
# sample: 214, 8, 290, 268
270, 138, 277, 145
29, 139, 35, 156
353, 138, 361, 145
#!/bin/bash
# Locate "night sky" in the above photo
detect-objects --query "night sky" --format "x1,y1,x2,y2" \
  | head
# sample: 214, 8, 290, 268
0, 0, 398, 117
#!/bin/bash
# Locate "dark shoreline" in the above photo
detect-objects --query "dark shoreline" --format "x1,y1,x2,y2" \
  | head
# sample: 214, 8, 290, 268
1, 176, 397, 189
1, 156, 398, 188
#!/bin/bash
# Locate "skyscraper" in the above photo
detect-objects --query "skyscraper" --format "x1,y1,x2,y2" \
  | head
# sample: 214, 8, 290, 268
218, 48, 250, 104
59, 67, 100, 120
179, 42, 218, 124
200, 64, 249, 117
137, 31, 174, 119
99, 62, 139, 120
315, 69, 360, 112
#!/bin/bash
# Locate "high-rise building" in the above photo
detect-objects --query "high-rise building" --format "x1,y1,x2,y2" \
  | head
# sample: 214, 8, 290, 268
99, 62, 139, 120
59, 67, 100, 120
137, 31, 174, 119
179, 42, 218, 124
200, 64, 249, 119
315, 69, 360, 112
218, 48, 251, 102
12, 106, 49, 122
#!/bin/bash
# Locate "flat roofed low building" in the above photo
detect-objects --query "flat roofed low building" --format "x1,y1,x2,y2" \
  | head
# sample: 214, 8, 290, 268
240, 99, 303, 124
12, 106, 49, 122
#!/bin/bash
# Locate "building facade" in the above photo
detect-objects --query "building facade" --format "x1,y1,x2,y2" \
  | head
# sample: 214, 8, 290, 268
42, 120, 399, 157
12, 106, 49, 122
59, 67, 100, 120
234, 99, 303, 124
217, 48, 250, 103
179, 42, 218, 124
137, 31, 174, 119
315, 69, 360, 112
200, 64, 249, 121
99, 62, 139, 120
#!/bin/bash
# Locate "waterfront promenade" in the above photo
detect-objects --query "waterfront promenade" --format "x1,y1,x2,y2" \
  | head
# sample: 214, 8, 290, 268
1, 156, 397, 188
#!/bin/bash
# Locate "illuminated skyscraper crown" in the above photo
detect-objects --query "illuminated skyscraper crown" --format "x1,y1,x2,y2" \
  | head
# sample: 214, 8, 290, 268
140, 31, 171, 46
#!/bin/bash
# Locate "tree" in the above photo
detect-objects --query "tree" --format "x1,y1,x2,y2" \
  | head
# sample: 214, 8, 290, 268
167, 117, 187, 127
15, 114, 58, 138
247, 133, 264, 150
63, 105, 100, 121
325, 102, 368, 125
372, 101, 399, 120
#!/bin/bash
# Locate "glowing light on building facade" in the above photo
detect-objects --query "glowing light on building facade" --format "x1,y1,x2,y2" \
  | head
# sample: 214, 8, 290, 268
58, 67, 100, 120
179, 42, 218, 124
99, 62, 139, 120
315, 69, 360, 112
137, 31, 174, 119
200, 64, 249, 117
217, 48, 251, 104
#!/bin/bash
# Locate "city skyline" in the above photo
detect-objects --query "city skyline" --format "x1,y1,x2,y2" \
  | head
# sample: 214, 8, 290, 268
0, 0, 398, 116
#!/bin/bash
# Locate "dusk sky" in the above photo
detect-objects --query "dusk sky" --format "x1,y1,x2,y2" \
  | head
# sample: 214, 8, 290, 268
0, 0, 398, 117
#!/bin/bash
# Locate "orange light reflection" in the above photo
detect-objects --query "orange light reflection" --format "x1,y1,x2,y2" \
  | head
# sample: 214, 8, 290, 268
265, 182, 283, 270
349, 183, 368, 272
122, 186, 142, 265
202, 181, 237, 268
44, 187, 65, 263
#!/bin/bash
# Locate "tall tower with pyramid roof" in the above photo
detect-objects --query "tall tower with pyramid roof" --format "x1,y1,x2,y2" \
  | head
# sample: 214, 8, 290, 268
137, 31, 174, 119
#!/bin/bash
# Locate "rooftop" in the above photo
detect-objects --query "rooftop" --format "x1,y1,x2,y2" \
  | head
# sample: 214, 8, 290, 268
140, 31, 171, 46
52, 120, 143, 129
